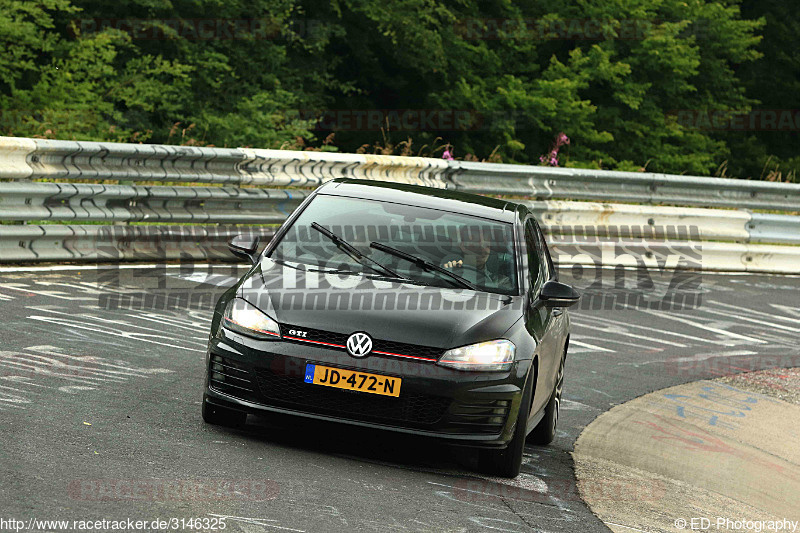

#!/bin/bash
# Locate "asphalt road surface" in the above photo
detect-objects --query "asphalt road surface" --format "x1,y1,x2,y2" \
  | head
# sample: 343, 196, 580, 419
1, 264, 798, 533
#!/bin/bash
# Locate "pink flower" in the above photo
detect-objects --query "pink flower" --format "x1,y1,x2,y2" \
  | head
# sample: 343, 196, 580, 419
442, 149, 454, 161
539, 132, 570, 167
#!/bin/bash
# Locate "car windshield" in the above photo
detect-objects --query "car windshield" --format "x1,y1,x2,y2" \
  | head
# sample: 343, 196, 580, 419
268, 194, 518, 295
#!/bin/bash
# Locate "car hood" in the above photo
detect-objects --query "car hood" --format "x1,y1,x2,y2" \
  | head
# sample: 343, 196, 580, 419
237, 259, 522, 349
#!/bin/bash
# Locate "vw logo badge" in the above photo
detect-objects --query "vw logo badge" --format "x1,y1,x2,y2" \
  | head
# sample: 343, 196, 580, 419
346, 332, 373, 358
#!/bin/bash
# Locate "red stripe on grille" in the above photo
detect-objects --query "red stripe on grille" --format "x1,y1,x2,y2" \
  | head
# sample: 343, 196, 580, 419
282, 334, 437, 362
372, 350, 437, 362
283, 335, 346, 349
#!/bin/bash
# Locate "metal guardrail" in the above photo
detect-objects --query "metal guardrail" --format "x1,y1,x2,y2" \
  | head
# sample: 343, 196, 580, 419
0, 182, 307, 223
448, 161, 800, 211
0, 224, 275, 262
0, 137, 447, 187
4, 136, 800, 209
4, 222, 798, 274
1, 136, 800, 271
1, 184, 794, 243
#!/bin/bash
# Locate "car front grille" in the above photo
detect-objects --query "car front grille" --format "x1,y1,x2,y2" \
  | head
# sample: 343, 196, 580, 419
279, 323, 444, 361
254, 368, 451, 426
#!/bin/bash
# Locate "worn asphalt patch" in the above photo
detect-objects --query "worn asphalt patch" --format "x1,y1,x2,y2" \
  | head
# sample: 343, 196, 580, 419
573, 376, 800, 532
720, 367, 800, 406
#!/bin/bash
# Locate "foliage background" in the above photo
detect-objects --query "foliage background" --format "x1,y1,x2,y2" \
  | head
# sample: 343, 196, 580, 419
0, 0, 796, 180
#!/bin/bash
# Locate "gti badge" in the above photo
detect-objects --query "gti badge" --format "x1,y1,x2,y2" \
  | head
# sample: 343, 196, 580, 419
346, 332, 373, 358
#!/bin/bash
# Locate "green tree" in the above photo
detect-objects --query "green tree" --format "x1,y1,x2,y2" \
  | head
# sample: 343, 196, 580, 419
0, 0, 780, 178
728, 0, 799, 180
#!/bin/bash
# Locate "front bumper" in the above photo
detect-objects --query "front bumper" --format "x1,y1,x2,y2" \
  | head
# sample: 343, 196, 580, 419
204, 328, 530, 448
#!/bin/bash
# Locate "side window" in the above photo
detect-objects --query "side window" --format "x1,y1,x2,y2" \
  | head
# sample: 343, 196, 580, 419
524, 220, 543, 292
535, 222, 554, 281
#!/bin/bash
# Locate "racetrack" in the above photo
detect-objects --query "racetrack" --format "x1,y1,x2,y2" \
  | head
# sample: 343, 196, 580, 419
1, 265, 798, 533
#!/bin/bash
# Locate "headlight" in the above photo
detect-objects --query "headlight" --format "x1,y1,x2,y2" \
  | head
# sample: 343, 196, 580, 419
437, 339, 515, 371
223, 298, 281, 339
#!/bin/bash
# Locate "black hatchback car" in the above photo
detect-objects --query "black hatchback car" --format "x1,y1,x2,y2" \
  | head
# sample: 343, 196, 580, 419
202, 179, 579, 477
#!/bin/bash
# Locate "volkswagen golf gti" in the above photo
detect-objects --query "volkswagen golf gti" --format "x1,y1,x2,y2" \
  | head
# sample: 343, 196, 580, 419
202, 179, 579, 477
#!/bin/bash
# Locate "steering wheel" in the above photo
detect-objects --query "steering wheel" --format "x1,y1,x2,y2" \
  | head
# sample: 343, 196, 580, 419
439, 261, 482, 286
451, 263, 482, 277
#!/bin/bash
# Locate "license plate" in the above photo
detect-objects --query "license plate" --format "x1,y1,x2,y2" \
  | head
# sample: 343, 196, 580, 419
304, 364, 401, 397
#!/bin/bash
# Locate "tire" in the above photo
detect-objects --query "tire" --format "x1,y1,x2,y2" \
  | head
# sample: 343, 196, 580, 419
202, 397, 247, 428
527, 353, 564, 445
477, 374, 533, 478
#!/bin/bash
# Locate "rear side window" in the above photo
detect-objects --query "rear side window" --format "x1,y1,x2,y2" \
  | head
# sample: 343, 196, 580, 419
536, 222, 555, 281
524, 220, 543, 291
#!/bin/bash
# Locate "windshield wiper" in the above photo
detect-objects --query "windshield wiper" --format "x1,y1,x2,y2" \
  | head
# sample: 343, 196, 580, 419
310, 223, 410, 281
270, 258, 361, 275
369, 241, 477, 291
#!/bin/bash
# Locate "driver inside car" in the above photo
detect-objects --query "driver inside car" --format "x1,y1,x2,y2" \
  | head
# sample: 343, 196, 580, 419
441, 226, 512, 290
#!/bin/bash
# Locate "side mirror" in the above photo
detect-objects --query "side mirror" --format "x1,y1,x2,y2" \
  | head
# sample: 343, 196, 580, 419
538, 280, 580, 308
228, 235, 260, 265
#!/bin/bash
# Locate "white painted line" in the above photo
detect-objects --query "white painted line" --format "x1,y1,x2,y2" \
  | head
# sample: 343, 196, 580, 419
569, 340, 614, 353
122, 313, 210, 333
768, 303, 800, 319
570, 320, 686, 347
570, 333, 660, 351
710, 301, 800, 325
0, 284, 95, 301
427, 480, 557, 504
696, 306, 800, 334
26, 315, 202, 351
637, 309, 768, 344
575, 314, 720, 344
668, 350, 757, 364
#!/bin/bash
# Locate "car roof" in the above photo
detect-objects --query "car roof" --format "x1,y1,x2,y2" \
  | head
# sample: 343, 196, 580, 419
318, 179, 520, 223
